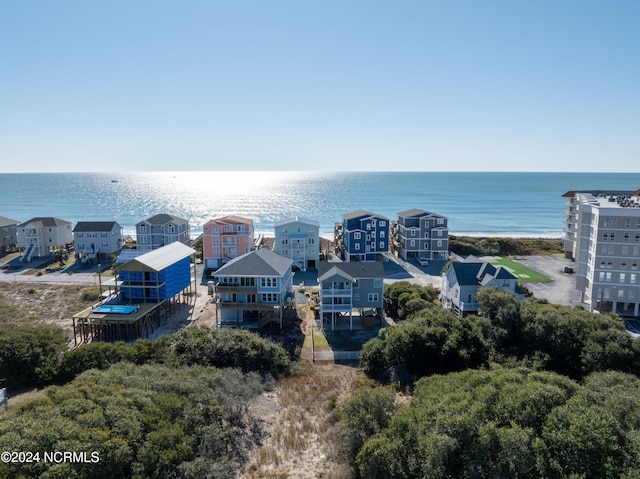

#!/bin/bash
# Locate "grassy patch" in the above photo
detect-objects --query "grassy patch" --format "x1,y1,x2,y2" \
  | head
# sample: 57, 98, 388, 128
488, 257, 552, 283
325, 329, 381, 351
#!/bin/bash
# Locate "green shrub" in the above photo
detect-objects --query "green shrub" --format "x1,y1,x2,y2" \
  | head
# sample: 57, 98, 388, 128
0, 323, 67, 389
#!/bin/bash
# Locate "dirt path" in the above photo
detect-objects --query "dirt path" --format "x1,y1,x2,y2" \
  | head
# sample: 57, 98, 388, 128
238, 299, 368, 479
240, 362, 365, 479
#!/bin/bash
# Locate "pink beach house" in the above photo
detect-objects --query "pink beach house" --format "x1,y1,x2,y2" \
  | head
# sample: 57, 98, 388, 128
203, 215, 255, 269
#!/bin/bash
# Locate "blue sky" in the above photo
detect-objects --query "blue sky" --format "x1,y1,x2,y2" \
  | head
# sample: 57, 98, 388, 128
1, 1, 638, 172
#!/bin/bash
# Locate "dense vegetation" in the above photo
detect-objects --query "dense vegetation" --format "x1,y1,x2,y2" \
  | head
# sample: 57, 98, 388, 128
0, 325, 291, 390
0, 323, 67, 388
370, 286, 638, 382
346, 286, 640, 478
383, 281, 439, 321
0, 363, 269, 479
349, 368, 640, 479
360, 308, 490, 380
449, 235, 563, 256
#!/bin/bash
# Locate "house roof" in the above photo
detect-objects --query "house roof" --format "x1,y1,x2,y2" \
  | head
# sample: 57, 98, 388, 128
213, 249, 293, 277
274, 216, 320, 228
18, 217, 71, 228
119, 242, 195, 272
317, 261, 385, 279
317, 265, 356, 283
341, 210, 389, 221
449, 260, 516, 286
73, 221, 121, 233
0, 216, 19, 228
139, 213, 189, 225
396, 208, 445, 219
205, 215, 254, 226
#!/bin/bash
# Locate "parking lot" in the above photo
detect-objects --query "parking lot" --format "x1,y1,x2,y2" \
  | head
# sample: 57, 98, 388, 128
499, 255, 580, 306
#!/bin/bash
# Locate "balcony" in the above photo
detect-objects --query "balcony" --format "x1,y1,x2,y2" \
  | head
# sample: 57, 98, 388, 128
216, 300, 280, 311
214, 284, 258, 294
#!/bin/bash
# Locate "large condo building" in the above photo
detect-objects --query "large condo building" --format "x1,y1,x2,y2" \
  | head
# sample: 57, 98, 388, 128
562, 189, 640, 316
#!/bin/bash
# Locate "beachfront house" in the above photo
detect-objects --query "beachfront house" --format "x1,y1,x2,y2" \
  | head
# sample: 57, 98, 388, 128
16, 217, 73, 262
0, 216, 19, 256
273, 216, 320, 271
135, 213, 190, 251
441, 257, 526, 317
334, 210, 390, 262
394, 208, 449, 261
318, 261, 385, 331
562, 189, 640, 316
202, 215, 254, 270
73, 221, 124, 264
212, 249, 293, 329
118, 242, 195, 302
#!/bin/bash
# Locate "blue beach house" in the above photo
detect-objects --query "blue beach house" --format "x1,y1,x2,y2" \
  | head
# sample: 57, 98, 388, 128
335, 210, 390, 262
117, 242, 195, 302
212, 249, 293, 329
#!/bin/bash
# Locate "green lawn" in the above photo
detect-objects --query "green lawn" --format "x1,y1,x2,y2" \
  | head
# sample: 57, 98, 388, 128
488, 257, 552, 283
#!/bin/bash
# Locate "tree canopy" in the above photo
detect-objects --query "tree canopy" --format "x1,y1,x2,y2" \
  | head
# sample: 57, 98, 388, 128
352, 368, 640, 479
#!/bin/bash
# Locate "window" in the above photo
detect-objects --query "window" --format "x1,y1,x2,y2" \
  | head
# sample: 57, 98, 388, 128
599, 272, 605, 282
411, 230, 416, 236
212, 227, 219, 233
368, 293, 379, 302
380, 231, 385, 238
618, 289, 625, 300
633, 261, 638, 271
354, 232, 361, 240
620, 273, 626, 283
631, 274, 637, 284
308, 238, 315, 244
606, 272, 612, 282
140, 224, 147, 233
374, 279, 382, 288
366, 224, 371, 230
630, 291, 636, 301
282, 239, 288, 244
625, 218, 632, 228
213, 237, 219, 244
624, 233, 630, 242
224, 225, 230, 232
600, 261, 606, 269
354, 293, 360, 301
167, 224, 175, 233
437, 240, 443, 247
438, 230, 443, 237
623, 246, 629, 256
355, 243, 360, 251
379, 221, 386, 226
410, 240, 415, 247
608, 261, 613, 269
635, 234, 640, 242
424, 232, 429, 238
379, 241, 385, 249
437, 218, 444, 224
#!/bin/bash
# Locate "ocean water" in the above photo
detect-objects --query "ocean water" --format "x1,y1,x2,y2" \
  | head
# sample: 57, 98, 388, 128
1, 171, 639, 239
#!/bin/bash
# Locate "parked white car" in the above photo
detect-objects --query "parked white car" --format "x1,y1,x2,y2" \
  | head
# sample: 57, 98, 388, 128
418, 257, 429, 266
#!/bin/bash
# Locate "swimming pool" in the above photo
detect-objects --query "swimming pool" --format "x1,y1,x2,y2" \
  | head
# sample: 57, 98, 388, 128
92, 305, 139, 315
